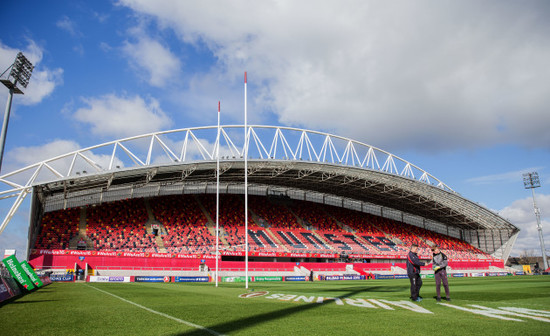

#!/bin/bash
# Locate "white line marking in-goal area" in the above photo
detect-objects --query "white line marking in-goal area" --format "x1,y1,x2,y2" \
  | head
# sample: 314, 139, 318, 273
86, 284, 225, 336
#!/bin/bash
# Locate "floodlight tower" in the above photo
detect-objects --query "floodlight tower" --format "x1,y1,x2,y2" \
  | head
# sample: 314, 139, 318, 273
523, 172, 548, 270
0, 52, 34, 173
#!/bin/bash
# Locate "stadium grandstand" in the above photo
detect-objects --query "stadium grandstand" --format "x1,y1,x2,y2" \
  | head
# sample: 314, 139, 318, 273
0, 125, 519, 280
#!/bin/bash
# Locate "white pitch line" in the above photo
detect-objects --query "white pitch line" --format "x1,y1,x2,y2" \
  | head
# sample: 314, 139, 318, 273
86, 284, 225, 336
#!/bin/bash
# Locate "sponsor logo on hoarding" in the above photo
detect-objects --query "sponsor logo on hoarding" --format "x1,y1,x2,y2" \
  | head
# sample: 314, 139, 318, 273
174, 276, 210, 282
284, 276, 306, 281
89, 276, 130, 283
254, 276, 282, 282
50, 274, 74, 281
321, 275, 366, 281
2, 255, 35, 290
221, 251, 244, 257
135, 276, 166, 282
150, 253, 172, 258
288, 253, 308, 258
222, 276, 252, 283
31, 248, 457, 261
20, 261, 44, 287
108, 276, 126, 282
375, 274, 394, 279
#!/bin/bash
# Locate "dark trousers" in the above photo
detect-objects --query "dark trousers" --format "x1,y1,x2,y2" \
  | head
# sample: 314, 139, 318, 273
434, 269, 450, 298
409, 273, 422, 300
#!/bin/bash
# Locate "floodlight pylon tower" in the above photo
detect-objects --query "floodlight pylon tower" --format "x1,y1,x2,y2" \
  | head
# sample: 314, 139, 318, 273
0, 52, 34, 173
523, 172, 548, 270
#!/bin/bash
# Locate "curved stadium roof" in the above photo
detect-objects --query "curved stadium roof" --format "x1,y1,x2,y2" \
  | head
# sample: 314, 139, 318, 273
0, 125, 519, 258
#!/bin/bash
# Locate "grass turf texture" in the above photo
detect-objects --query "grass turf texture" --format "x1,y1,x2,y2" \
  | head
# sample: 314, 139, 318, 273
1, 276, 548, 336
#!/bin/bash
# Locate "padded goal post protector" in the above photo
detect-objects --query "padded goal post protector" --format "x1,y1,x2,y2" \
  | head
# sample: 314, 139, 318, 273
1, 255, 35, 291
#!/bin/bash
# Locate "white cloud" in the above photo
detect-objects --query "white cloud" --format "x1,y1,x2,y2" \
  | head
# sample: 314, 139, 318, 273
7, 139, 81, 167
73, 93, 172, 138
3, 139, 125, 184
56, 16, 82, 37
467, 167, 545, 185
20, 67, 64, 105
121, 34, 181, 88
499, 194, 550, 257
119, 0, 550, 152
0, 40, 63, 105
2, 139, 82, 185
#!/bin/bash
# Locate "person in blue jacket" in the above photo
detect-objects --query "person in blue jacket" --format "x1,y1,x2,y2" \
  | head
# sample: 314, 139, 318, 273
407, 243, 426, 302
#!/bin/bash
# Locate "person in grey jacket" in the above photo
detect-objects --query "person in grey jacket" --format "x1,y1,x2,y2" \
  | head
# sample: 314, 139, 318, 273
431, 245, 450, 302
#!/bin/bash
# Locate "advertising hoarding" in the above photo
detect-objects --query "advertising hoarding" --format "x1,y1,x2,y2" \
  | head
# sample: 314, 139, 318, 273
49, 274, 74, 282
1, 255, 35, 290
20, 260, 44, 287
174, 276, 210, 282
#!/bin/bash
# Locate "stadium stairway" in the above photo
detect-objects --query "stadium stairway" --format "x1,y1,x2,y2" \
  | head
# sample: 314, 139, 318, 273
144, 198, 167, 253
319, 207, 353, 233
285, 206, 311, 230
194, 195, 229, 246
247, 205, 289, 251
283, 204, 337, 252
68, 207, 92, 250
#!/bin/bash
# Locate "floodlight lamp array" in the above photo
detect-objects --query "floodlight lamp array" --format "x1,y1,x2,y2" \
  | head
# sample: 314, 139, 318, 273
9, 52, 34, 88
523, 172, 541, 189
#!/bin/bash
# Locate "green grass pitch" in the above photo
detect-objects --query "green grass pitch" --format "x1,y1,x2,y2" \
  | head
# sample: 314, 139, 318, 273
1, 276, 549, 335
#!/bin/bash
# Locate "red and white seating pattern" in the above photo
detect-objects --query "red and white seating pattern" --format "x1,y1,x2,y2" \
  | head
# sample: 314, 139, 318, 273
35, 195, 492, 260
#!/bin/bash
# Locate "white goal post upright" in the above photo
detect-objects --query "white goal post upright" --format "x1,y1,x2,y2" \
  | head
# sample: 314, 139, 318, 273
244, 72, 249, 289
215, 101, 220, 287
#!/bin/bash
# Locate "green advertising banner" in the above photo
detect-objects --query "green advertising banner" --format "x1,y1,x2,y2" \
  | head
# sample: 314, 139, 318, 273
1, 255, 35, 291
221, 276, 253, 283
254, 276, 282, 282
20, 260, 44, 288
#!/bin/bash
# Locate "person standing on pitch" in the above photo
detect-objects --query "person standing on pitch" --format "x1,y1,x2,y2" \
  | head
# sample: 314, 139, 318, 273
431, 245, 450, 302
407, 243, 426, 302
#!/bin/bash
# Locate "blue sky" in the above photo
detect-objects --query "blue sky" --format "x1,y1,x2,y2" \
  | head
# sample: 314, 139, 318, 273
0, 0, 549, 259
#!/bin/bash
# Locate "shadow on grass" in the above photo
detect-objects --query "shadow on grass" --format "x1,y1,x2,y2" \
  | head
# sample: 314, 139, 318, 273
10, 299, 57, 304
32, 289, 53, 293
315, 285, 405, 293
173, 287, 368, 336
